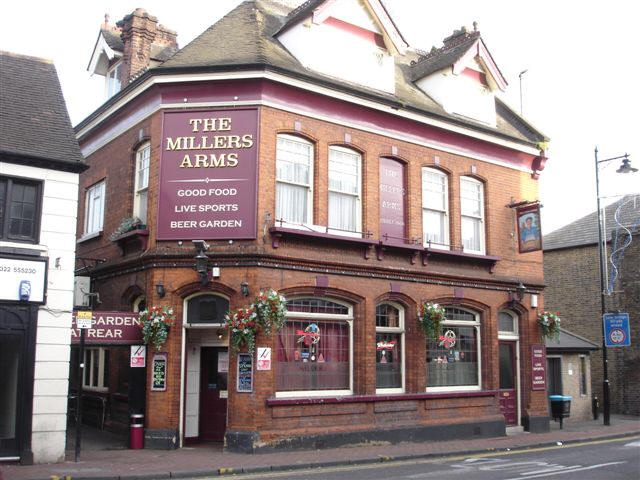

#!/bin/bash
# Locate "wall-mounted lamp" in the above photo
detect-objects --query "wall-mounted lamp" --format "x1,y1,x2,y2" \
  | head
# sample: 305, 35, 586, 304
216, 328, 225, 340
515, 282, 526, 301
240, 281, 250, 297
193, 240, 209, 285
155, 283, 166, 298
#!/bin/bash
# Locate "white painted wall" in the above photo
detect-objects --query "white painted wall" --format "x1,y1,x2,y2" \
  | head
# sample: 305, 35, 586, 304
416, 63, 497, 127
278, 0, 395, 93
0, 162, 79, 464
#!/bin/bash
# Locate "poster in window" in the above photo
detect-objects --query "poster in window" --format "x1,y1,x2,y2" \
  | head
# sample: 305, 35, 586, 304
151, 354, 167, 391
516, 204, 542, 253
237, 353, 253, 392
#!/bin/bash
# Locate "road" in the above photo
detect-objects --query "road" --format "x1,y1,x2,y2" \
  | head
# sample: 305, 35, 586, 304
201, 436, 640, 480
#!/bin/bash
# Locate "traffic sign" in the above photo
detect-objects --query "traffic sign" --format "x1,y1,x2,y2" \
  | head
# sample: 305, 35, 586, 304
603, 313, 631, 347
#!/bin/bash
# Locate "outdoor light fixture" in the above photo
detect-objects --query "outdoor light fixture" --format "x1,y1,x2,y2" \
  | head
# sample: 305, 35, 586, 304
192, 240, 209, 285
240, 281, 250, 297
516, 282, 526, 301
155, 283, 166, 298
216, 328, 225, 340
594, 148, 636, 427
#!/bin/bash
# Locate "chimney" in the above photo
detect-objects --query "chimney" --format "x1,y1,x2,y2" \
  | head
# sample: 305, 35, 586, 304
442, 25, 477, 49
117, 8, 177, 85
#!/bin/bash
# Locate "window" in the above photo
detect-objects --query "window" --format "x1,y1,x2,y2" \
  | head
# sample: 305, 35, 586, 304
186, 294, 229, 325
328, 146, 361, 234
422, 168, 449, 249
84, 181, 105, 236
579, 356, 588, 396
277, 298, 352, 397
376, 303, 404, 392
133, 143, 150, 223
460, 176, 485, 254
276, 135, 313, 225
106, 61, 121, 98
132, 295, 146, 313
84, 347, 109, 390
0, 176, 41, 243
427, 307, 481, 391
498, 311, 517, 336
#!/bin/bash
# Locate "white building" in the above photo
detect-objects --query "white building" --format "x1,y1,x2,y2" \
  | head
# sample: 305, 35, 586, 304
0, 51, 86, 464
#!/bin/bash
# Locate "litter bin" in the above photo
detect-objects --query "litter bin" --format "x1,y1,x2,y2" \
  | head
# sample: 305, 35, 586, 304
130, 414, 144, 449
549, 395, 571, 429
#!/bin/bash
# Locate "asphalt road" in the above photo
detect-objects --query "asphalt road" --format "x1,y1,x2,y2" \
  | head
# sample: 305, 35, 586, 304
206, 436, 640, 480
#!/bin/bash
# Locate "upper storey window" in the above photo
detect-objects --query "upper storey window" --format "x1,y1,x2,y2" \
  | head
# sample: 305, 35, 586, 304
0, 176, 42, 244
460, 176, 485, 254
328, 146, 361, 235
422, 168, 449, 249
106, 61, 121, 99
133, 143, 150, 223
276, 134, 314, 225
84, 180, 106, 236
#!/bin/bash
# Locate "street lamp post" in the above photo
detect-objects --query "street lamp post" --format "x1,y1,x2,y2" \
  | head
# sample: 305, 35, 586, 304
593, 147, 637, 426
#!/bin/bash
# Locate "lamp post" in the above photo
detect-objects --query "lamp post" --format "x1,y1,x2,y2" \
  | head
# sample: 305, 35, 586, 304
594, 148, 637, 426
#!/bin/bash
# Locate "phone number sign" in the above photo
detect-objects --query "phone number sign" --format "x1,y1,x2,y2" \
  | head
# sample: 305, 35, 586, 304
603, 313, 631, 347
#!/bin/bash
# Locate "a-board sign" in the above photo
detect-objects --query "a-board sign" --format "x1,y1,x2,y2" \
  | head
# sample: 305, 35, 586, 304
237, 353, 253, 392
151, 354, 167, 391
531, 344, 546, 390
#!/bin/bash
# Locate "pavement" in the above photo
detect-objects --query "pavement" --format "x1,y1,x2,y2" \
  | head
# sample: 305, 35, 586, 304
2, 415, 639, 480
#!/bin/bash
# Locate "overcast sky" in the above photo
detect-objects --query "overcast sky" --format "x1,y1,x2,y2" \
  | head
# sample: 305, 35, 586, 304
1, 0, 637, 233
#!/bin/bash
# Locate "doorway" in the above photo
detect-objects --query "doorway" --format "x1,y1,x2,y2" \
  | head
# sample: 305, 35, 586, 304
0, 334, 23, 457
499, 341, 518, 426
198, 347, 228, 442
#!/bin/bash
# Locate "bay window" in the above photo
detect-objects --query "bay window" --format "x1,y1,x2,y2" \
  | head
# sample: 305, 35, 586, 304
460, 176, 485, 254
422, 167, 449, 249
133, 143, 150, 223
427, 307, 481, 391
277, 298, 352, 397
276, 134, 313, 225
328, 146, 361, 235
376, 303, 404, 392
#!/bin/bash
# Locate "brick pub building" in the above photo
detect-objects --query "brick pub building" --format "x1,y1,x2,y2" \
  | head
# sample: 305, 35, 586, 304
74, 0, 552, 451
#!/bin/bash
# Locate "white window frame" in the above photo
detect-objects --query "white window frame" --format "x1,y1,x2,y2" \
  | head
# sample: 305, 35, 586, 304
422, 167, 450, 249
276, 297, 353, 398
83, 180, 105, 237
498, 310, 521, 426
133, 142, 150, 223
426, 307, 482, 393
275, 134, 314, 228
460, 176, 485, 254
132, 295, 146, 313
83, 347, 108, 392
498, 310, 519, 339
105, 61, 122, 99
375, 302, 405, 394
328, 146, 362, 237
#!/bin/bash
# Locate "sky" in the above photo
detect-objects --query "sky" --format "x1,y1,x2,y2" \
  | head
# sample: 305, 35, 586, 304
1, 0, 638, 233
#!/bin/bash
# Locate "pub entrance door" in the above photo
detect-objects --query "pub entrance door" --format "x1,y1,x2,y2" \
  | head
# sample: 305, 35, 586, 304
499, 341, 518, 426
198, 347, 228, 442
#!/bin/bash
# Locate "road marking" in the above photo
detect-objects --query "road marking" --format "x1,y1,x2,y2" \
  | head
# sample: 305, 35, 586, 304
624, 440, 640, 447
502, 461, 626, 480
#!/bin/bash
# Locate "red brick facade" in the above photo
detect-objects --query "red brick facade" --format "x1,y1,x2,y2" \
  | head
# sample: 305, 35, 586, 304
76, 87, 550, 449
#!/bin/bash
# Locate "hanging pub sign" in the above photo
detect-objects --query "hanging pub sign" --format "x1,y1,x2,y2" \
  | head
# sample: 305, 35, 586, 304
71, 311, 142, 344
237, 353, 253, 392
531, 344, 546, 390
516, 203, 542, 253
157, 108, 259, 240
151, 354, 167, 391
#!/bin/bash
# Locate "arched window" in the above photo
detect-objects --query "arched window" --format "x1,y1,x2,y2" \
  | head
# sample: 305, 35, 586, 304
276, 298, 352, 397
328, 146, 362, 235
133, 142, 150, 224
422, 167, 449, 249
427, 307, 481, 391
276, 134, 314, 225
460, 176, 485, 254
376, 302, 405, 392
498, 311, 518, 337
132, 295, 146, 313
186, 294, 229, 325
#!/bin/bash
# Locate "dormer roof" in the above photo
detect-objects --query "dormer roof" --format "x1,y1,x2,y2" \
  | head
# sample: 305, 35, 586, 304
411, 25, 507, 92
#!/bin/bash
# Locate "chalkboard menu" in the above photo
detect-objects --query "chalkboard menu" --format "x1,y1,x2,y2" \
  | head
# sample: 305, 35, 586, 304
151, 354, 167, 391
236, 353, 253, 392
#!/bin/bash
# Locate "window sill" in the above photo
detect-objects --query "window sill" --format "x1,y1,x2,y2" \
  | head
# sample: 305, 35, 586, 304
270, 226, 376, 258
77, 231, 102, 243
423, 247, 499, 273
267, 390, 498, 406
110, 228, 149, 255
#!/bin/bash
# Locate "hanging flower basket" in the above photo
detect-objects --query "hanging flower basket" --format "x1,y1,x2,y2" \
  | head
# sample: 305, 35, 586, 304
419, 302, 446, 339
225, 306, 259, 354
538, 311, 561, 340
139, 306, 175, 351
253, 289, 287, 335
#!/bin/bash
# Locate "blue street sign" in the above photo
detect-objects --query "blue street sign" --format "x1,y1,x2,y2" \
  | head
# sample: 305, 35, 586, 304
603, 313, 631, 347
